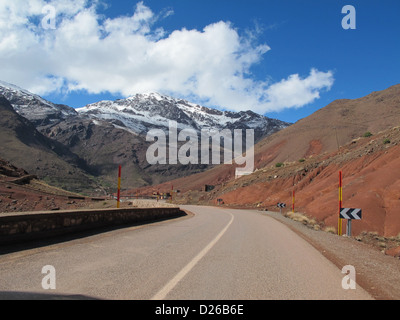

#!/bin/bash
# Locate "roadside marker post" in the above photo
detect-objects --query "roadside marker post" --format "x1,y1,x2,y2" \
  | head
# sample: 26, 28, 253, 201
340, 208, 362, 236
338, 171, 343, 236
277, 202, 286, 214
117, 165, 121, 208
292, 190, 295, 213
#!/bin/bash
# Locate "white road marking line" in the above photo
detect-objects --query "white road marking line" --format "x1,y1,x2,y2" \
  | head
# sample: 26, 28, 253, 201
151, 212, 234, 300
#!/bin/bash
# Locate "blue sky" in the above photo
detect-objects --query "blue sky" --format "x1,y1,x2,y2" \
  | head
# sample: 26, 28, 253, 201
1, 0, 399, 123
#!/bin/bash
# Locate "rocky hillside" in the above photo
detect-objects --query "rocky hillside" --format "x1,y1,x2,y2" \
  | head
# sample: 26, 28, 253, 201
0, 95, 100, 194
252, 84, 400, 168
0, 157, 121, 213
0, 80, 77, 128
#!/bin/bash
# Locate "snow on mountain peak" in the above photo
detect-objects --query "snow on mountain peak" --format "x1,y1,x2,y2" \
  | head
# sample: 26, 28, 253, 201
0, 80, 31, 94
0, 80, 290, 140
0, 80, 77, 123
77, 92, 291, 138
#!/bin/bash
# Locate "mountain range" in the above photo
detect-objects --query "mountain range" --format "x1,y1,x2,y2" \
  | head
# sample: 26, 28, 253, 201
77, 92, 288, 139
0, 80, 289, 195
1, 79, 400, 237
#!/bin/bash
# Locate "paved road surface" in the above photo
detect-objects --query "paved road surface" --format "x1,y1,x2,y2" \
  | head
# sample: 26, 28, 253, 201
0, 206, 373, 300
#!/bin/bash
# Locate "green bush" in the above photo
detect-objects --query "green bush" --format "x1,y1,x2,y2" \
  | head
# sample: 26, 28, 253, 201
275, 162, 284, 168
363, 131, 373, 138
298, 158, 305, 163
383, 138, 391, 144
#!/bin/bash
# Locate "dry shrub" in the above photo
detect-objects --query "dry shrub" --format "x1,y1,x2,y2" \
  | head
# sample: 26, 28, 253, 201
324, 226, 336, 234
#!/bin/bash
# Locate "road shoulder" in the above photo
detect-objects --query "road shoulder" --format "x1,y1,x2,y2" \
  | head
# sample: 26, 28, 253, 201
263, 210, 400, 300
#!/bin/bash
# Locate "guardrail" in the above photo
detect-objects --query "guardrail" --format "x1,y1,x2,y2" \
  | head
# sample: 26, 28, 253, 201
0, 207, 186, 245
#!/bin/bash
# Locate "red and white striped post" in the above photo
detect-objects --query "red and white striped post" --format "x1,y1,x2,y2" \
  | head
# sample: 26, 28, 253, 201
117, 165, 121, 208
338, 170, 343, 235
292, 190, 295, 213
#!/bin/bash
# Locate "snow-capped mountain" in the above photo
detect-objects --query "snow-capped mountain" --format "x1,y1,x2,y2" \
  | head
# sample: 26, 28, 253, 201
0, 80, 291, 193
0, 80, 290, 141
77, 92, 290, 139
0, 81, 77, 126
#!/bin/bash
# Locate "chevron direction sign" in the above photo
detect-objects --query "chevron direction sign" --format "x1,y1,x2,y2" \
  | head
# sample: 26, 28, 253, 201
340, 208, 362, 220
277, 203, 286, 208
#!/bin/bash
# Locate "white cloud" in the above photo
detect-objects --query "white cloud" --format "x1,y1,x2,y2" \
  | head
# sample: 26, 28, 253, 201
0, 0, 334, 114
259, 68, 334, 113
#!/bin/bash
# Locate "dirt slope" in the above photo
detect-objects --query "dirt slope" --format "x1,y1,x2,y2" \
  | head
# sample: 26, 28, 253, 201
253, 83, 400, 167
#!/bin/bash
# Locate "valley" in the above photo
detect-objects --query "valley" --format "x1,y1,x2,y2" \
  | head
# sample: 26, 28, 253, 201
1, 80, 400, 249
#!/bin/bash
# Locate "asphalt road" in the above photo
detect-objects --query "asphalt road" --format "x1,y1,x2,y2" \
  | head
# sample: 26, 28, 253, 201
0, 206, 373, 300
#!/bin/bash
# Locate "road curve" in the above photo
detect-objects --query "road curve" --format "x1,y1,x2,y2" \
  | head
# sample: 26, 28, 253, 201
0, 205, 373, 300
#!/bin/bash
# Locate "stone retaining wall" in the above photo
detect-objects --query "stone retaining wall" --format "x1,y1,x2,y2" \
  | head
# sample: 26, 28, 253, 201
0, 207, 185, 245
